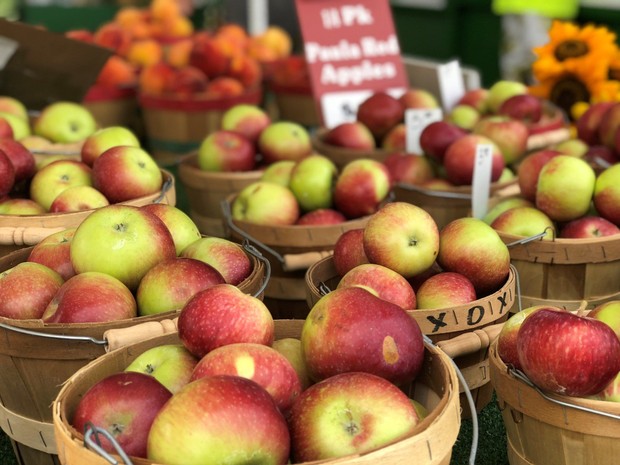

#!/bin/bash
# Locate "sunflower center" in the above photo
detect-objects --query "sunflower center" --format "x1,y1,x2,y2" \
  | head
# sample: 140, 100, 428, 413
550, 75, 590, 116
554, 40, 589, 61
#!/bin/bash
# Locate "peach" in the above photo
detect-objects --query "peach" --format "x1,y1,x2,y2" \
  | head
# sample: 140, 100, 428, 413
96, 56, 138, 89
252, 26, 292, 60
93, 22, 133, 56
165, 38, 193, 68
139, 62, 177, 96
164, 66, 208, 98
205, 77, 245, 99
161, 16, 194, 40
216, 23, 249, 52
114, 7, 148, 29
246, 40, 279, 63
65, 29, 94, 43
150, 0, 182, 21
189, 33, 231, 78
126, 39, 164, 68
228, 54, 262, 89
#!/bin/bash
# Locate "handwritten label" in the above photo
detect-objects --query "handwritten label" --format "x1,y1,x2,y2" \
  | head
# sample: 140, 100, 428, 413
405, 108, 443, 155
295, 0, 408, 127
471, 144, 494, 220
437, 59, 465, 111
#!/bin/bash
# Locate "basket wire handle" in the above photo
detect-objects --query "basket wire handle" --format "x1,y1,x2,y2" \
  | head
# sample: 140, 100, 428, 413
240, 239, 271, 298
83, 423, 134, 465
151, 174, 173, 204
423, 334, 479, 465
505, 228, 553, 248
507, 367, 620, 421
0, 321, 107, 345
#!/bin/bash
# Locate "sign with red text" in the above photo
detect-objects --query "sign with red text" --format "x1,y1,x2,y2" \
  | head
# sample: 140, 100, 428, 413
295, 0, 409, 128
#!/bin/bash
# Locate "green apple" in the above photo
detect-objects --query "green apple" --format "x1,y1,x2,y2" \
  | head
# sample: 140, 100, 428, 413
363, 201, 440, 278
29, 159, 93, 211
272, 337, 312, 390
220, 103, 271, 144
49, 185, 109, 212
80, 125, 141, 166
0, 96, 28, 121
140, 203, 202, 255
554, 138, 589, 158
589, 300, 620, 339
497, 166, 516, 183
483, 197, 534, 224
257, 121, 313, 164
0, 198, 46, 215
490, 206, 556, 240
232, 181, 300, 225
288, 154, 338, 211
485, 80, 528, 114
33, 101, 98, 143
0, 111, 30, 140
125, 343, 199, 394
70, 204, 177, 290
536, 155, 596, 222
593, 163, 620, 226
259, 160, 295, 186
448, 104, 480, 130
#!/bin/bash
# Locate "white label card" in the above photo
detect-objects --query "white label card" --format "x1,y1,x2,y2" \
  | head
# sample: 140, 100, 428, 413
471, 144, 493, 219
405, 108, 443, 155
437, 60, 465, 112
0, 36, 18, 70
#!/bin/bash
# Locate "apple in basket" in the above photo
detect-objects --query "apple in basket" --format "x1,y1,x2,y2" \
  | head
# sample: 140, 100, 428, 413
136, 257, 226, 316
473, 115, 529, 165
220, 103, 271, 144
296, 208, 346, 225
0, 150, 15, 196
231, 181, 300, 225
497, 93, 543, 123
323, 121, 376, 150
356, 91, 404, 141
140, 203, 202, 256
382, 152, 435, 185
260, 160, 296, 186
575, 101, 615, 145
33, 101, 98, 143
272, 337, 312, 390
288, 154, 338, 212
197, 130, 257, 172
27, 228, 77, 281
517, 308, 620, 397
29, 159, 92, 211
442, 134, 505, 186
485, 79, 528, 114
178, 284, 274, 358
80, 125, 141, 167
559, 215, 620, 239
482, 197, 534, 225
593, 163, 620, 227
125, 344, 199, 394
337, 263, 417, 310
332, 228, 369, 276
419, 120, 467, 163
490, 206, 556, 240
70, 204, 177, 291
190, 342, 302, 412
301, 286, 424, 385
363, 202, 439, 279
180, 236, 253, 285
516, 148, 562, 202
333, 158, 391, 219
92, 146, 163, 203
0, 262, 64, 319
257, 121, 313, 164
589, 300, 620, 339
415, 271, 477, 309
288, 371, 419, 462
0, 198, 45, 215
72, 371, 172, 458
49, 185, 110, 213
147, 375, 290, 464
0, 138, 36, 183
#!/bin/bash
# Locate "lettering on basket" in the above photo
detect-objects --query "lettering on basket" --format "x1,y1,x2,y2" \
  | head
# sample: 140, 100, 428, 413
425, 290, 510, 333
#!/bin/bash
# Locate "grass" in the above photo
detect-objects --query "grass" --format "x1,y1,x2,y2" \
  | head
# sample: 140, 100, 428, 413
0, 393, 509, 465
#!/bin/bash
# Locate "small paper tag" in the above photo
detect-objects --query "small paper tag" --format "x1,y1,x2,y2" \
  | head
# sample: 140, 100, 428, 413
405, 108, 443, 155
471, 144, 493, 219
0, 36, 18, 70
437, 59, 465, 112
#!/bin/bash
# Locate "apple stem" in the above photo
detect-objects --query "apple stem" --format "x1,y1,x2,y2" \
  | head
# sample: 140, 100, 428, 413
114, 223, 128, 233
145, 364, 155, 374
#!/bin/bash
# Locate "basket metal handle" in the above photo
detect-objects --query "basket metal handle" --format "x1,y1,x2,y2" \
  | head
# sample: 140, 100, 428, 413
83, 423, 134, 465
151, 174, 173, 204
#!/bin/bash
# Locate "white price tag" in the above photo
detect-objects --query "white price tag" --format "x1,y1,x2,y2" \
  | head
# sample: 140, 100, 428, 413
405, 108, 443, 155
320, 90, 372, 128
437, 60, 465, 112
0, 36, 18, 70
471, 144, 493, 219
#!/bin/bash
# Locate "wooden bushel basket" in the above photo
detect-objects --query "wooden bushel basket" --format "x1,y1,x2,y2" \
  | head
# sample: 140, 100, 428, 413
489, 340, 620, 465
269, 83, 320, 128
0, 169, 176, 258
52, 319, 461, 465
222, 197, 373, 319
82, 85, 140, 135
177, 154, 264, 238
0, 243, 267, 465
498, 230, 620, 311
138, 89, 263, 167
305, 255, 517, 417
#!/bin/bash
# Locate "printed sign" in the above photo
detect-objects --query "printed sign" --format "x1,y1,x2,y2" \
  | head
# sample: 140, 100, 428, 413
295, 0, 409, 128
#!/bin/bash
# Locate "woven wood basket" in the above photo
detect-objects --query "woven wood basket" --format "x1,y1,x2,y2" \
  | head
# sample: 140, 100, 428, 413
0, 243, 266, 465
0, 169, 176, 258
177, 153, 263, 238
489, 340, 620, 465
305, 255, 517, 417
82, 85, 141, 135
52, 318, 461, 465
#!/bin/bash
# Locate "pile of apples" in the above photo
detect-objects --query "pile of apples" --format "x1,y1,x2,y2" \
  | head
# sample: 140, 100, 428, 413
64, 243, 435, 464
496, 302, 620, 403
64, 0, 293, 100
330, 201, 512, 312
483, 147, 620, 240
0, 201, 256, 323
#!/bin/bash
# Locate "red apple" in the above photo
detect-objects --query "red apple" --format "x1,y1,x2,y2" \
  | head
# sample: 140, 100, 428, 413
382, 152, 435, 185
473, 115, 529, 165
560, 215, 620, 238
437, 217, 511, 296
0, 138, 35, 183
323, 121, 376, 150
180, 236, 252, 286
140, 203, 202, 256
576, 101, 615, 145
0, 262, 64, 319
257, 121, 313, 164
398, 88, 439, 110
27, 228, 77, 281
332, 228, 369, 277
356, 91, 405, 141
594, 163, 620, 226
288, 371, 418, 462
301, 286, 425, 384
381, 123, 407, 151
178, 284, 274, 358
80, 126, 141, 167
597, 102, 620, 148
517, 308, 620, 396
333, 158, 391, 219
516, 149, 563, 202
0, 149, 15, 196
295, 208, 346, 225
42, 271, 137, 323
220, 104, 271, 144
49, 185, 110, 212
0, 117, 14, 139
415, 271, 476, 309
419, 120, 467, 163
197, 130, 257, 172
490, 206, 556, 240
72, 371, 172, 458
497, 94, 543, 123
457, 88, 489, 113
190, 342, 302, 412
337, 263, 416, 310
136, 257, 226, 316
146, 375, 290, 465
443, 134, 505, 186
92, 146, 163, 203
